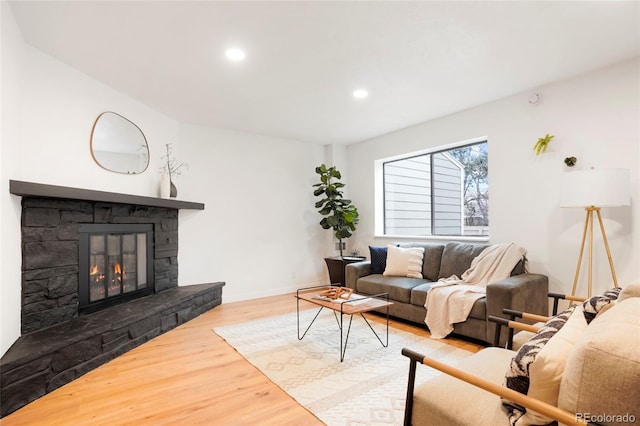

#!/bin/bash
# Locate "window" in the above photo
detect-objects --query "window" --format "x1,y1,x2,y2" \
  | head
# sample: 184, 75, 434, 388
380, 139, 488, 238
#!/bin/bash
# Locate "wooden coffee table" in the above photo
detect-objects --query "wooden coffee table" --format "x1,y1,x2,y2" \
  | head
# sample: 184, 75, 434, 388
295, 285, 393, 361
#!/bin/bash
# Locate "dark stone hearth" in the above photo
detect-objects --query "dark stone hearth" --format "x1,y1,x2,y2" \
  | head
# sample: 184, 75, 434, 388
1, 282, 224, 417
50, 337, 103, 373
22, 305, 79, 335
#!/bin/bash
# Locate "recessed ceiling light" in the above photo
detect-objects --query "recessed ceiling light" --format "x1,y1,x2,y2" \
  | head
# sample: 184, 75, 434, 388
225, 48, 246, 62
353, 89, 368, 99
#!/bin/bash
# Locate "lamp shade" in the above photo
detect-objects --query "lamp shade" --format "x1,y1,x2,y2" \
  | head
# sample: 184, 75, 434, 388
560, 168, 630, 208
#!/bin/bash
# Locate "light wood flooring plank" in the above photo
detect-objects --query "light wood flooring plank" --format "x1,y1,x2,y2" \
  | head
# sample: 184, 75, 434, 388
1, 293, 482, 425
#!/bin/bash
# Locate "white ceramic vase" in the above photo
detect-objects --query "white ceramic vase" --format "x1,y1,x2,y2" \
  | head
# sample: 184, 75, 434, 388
160, 174, 171, 198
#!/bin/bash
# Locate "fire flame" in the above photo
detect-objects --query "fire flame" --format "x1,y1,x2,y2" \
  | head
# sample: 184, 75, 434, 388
89, 263, 126, 293
90, 264, 123, 276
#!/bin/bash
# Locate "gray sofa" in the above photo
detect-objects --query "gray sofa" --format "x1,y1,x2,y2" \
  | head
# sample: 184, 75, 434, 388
345, 242, 548, 345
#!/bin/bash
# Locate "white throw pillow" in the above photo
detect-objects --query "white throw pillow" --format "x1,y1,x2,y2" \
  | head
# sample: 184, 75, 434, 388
383, 245, 424, 279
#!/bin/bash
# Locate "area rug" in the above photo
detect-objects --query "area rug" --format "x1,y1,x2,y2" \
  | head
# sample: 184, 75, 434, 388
213, 309, 474, 425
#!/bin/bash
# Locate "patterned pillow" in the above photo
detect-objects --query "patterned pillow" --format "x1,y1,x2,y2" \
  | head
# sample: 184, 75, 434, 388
369, 246, 388, 274
503, 304, 588, 425
582, 287, 621, 324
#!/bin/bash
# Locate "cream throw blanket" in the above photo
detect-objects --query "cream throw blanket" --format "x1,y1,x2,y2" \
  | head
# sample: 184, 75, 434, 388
425, 243, 527, 339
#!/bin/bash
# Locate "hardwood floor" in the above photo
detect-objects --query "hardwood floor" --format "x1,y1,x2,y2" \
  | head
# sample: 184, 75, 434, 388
1, 293, 482, 425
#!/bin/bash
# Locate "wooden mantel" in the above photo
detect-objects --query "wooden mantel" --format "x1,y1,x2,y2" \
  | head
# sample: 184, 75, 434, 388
9, 180, 205, 210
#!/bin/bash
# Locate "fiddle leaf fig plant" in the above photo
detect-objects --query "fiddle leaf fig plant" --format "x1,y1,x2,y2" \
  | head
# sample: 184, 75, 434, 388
313, 164, 359, 257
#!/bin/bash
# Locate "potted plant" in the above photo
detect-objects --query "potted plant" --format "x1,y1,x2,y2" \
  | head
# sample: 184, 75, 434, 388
313, 164, 361, 285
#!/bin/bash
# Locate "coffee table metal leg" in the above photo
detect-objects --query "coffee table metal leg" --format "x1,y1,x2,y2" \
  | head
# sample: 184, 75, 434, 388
331, 310, 341, 328
297, 304, 324, 340
359, 311, 389, 348
340, 312, 354, 362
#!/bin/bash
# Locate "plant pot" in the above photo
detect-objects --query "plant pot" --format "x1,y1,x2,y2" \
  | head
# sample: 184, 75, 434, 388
324, 256, 366, 286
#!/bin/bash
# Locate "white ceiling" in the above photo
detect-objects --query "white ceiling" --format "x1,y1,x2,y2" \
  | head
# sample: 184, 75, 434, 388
9, 1, 640, 145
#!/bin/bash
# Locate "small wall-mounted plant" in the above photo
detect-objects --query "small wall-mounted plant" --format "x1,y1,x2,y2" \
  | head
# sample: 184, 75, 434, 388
564, 156, 577, 167
533, 134, 554, 155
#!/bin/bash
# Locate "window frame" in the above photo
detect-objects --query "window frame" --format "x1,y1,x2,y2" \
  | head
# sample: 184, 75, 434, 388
375, 136, 489, 242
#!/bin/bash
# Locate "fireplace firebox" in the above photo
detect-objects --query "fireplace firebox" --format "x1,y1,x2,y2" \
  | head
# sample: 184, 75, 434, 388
78, 224, 154, 313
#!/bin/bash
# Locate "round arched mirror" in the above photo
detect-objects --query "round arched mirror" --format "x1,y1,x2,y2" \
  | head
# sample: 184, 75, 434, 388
90, 112, 150, 174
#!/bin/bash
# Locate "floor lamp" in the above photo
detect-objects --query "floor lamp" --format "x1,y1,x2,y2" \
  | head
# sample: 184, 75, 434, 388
560, 168, 630, 297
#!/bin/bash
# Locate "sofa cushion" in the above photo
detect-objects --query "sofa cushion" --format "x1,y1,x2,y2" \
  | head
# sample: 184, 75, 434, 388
398, 243, 445, 281
356, 274, 428, 304
368, 246, 388, 274
503, 304, 588, 425
409, 282, 435, 306
409, 284, 486, 319
558, 298, 640, 424
383, 245, 425, 279
438, 242, 488, 279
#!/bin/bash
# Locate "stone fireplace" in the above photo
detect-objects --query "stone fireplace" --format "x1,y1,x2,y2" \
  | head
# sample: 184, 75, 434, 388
20, 194, 178, 333
1, 181, 224, 418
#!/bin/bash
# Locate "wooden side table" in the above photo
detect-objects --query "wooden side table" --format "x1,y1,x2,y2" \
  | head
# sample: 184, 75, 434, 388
324, 256, 366, 286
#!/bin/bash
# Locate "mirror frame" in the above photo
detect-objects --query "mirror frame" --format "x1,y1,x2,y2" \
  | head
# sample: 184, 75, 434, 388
90, 111, 150, 175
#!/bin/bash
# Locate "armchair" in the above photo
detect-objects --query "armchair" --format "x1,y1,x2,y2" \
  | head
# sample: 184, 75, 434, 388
401, 290, 639, 426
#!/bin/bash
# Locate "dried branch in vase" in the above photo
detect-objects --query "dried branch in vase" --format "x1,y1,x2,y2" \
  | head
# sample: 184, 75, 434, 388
160, 143, 189, 178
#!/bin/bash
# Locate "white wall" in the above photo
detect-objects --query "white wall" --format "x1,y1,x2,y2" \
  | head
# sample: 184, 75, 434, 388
0, 4, 330, 356
175, 123, 327, 302
347, 58, 640, 297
